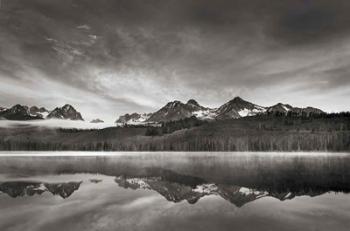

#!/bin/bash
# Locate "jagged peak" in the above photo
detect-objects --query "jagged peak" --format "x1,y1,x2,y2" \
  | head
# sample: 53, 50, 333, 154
186, 99, 200, 107
271, 103, 293, 109
165, 100, 183, 108
10, 104, 28, 112
275, 102, 290, 106
233, 96, 244, 101
48, 104, 83, 120
30, 106, 48, 113
230, 96, 251, 104
11, 104, 27, 109
62, 104, 75, 110
222, 96, 252, 107
30, 106, 39, 110
61, 104, 79, 113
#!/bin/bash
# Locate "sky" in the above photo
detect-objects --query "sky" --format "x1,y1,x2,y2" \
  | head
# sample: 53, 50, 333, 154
0, 0, 350, 122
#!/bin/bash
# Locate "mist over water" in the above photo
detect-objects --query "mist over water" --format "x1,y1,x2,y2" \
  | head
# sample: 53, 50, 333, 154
0, 152, 350, 231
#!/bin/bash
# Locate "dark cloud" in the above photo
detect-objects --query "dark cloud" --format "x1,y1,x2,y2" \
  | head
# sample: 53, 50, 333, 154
0, 0, 350, 121
270, 0, 350, 45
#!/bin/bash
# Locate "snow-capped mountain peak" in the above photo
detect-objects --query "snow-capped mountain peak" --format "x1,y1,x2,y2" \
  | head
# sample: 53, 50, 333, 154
47, 104, 84, 121
115, 96, 325, 125
215, 97, 266, 119
147, 100, 213, 122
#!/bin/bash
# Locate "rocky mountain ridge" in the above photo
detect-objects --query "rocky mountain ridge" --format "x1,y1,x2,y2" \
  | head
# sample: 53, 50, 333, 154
114, 173, 324, 207
47, 104, 84, 120
0, 97, 326, 124
0, 181, 82, 199
0, 104, 83, 121
267, 103, 324, 116
116, 96, 325, 125
0, 104, 44, 120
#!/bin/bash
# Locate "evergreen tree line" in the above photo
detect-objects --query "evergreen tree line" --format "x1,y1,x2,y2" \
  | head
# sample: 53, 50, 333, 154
0, 113, 349, 151
1, 129, 349, 152
145, 116, 207, 136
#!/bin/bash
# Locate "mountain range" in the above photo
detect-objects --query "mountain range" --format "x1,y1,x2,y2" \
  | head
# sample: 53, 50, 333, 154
114, 171, 325, 207
0, 104, 84, 121
0, 175, 327, 207
0, 97, 326, 124
0, 181, 82, 199
116, 96, 325, 125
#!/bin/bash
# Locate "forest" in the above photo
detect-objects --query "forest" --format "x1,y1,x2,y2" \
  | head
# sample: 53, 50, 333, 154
0, 113, 349, 151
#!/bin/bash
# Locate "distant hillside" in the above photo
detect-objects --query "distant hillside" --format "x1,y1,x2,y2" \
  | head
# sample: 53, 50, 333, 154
0, 113, 349, 151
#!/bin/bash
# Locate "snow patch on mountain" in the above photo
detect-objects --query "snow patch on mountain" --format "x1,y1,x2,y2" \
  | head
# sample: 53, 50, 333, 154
125, 178, 151, 190
193, 184, 218, 194
282, 105, 290, 111
238, 106, 266, 117
216, 97, 267, 119
115, 113, 154, 126
239, 187, 268, 198
128, 114, 151, 124
192, 109, 217, 120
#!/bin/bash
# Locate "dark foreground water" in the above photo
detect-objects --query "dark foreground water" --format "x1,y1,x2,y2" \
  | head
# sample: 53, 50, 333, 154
0, 152, 350, 231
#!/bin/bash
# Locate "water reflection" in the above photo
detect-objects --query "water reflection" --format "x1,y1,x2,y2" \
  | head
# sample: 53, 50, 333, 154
113, 167, 341, 207
0, 181, 81, 198
0, 152, 349, 231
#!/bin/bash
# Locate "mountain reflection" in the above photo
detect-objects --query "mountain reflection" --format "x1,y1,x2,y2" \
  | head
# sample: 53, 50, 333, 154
114, 168, 350, 207
0, 181, 82, 198
1, 154, 350, 231
1, 153, 350, 207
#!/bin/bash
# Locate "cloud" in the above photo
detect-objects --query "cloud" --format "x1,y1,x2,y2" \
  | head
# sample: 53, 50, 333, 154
0, 0, 350, 120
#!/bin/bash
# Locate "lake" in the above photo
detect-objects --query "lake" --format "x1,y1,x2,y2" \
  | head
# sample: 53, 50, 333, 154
0, 152, 350, 231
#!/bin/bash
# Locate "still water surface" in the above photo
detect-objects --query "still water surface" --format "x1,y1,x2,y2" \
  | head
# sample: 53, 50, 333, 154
0, 152, 350, 231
